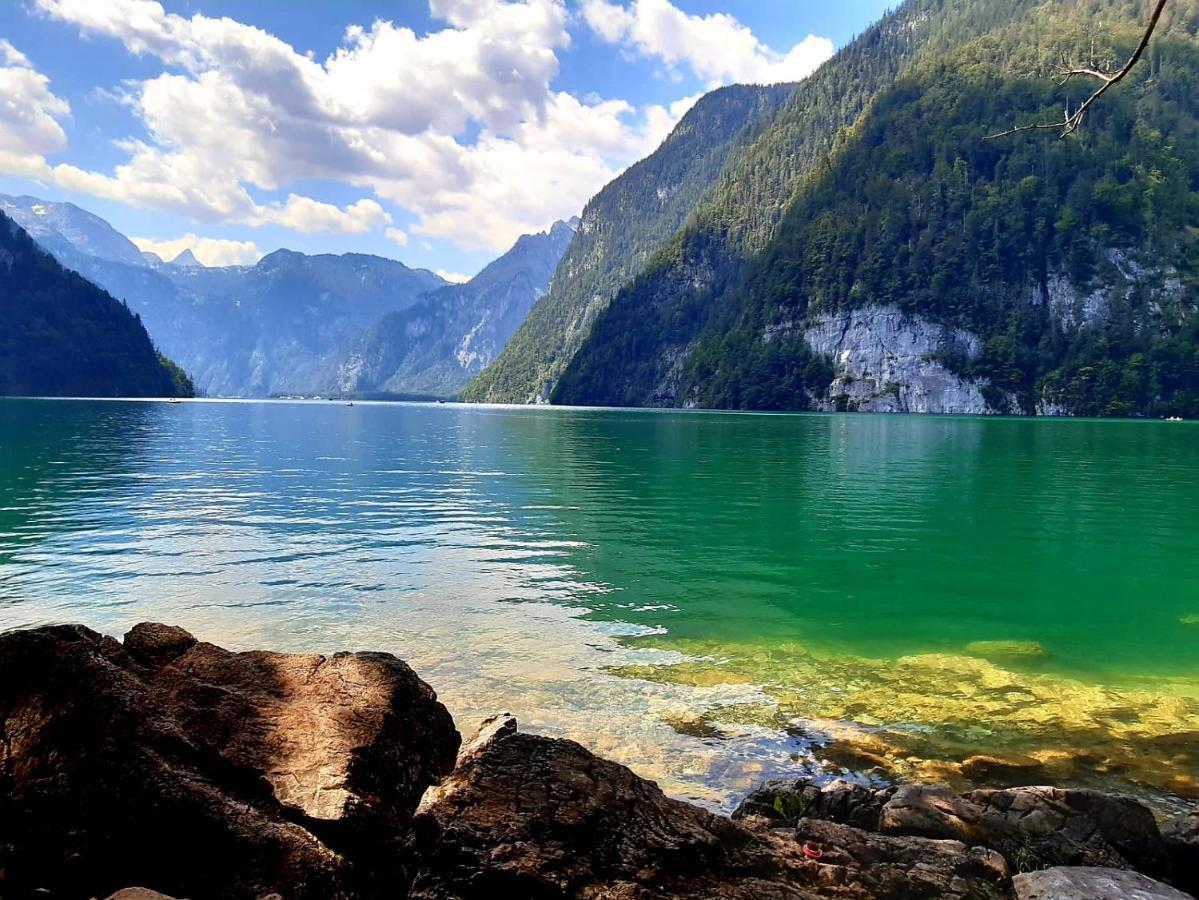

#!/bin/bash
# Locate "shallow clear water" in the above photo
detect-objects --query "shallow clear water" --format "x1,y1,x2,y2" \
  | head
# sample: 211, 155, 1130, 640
2, 399, 1197, 809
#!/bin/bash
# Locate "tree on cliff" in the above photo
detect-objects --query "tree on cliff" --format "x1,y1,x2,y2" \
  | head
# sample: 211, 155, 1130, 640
991, 0, 1169, 137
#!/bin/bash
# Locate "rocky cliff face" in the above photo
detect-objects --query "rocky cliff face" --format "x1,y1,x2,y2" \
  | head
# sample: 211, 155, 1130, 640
802, 307, 994, 414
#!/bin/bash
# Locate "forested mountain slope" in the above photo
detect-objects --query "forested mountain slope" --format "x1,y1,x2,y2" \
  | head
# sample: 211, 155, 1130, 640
0, 212, 192, 398
324, 219, 576, 398
553, 0, 1199, 418
461, 84, 796, 403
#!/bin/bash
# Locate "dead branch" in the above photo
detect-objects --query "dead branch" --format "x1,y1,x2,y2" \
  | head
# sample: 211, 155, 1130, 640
987, 0, 1168, 139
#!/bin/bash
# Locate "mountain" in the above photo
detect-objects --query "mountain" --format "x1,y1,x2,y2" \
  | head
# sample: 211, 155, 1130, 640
325, 218, 577, 398
548, 0, 1199, 418
0, 212, 191, 398
169, 249, 201, 268
462, 83, 797, 403
11, 208, 448, 397
0, 195, 148, 267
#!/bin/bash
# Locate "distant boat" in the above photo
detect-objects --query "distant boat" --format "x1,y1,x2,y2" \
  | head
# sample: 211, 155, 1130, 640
1167, 416, 1184, 422
167, 398, 182, 404
346, 401, 354, 407
437, 399, 446, 405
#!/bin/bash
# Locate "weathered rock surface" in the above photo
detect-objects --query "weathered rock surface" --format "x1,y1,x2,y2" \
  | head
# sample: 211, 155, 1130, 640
411, 715, 1018, 899
410, 714, 821, 898
1012, 866, 1194, 900
733, 777, 894, 830
879, 783, 1170, 876
0, 623, 459, 899
735, 777, 1186, 890
802, 306, 995, 414
1162, 814, 1199, 896
794, 818, 1011, 899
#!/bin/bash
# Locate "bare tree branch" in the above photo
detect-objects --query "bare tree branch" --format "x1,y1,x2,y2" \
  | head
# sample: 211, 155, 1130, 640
987, 0, 1168, 139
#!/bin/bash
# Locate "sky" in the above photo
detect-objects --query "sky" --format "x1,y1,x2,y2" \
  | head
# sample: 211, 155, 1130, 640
0, 0, 893, 279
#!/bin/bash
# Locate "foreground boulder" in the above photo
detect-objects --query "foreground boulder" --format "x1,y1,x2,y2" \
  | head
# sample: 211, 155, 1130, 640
1012, 866, 1194, 899
1163, 814, 1199, 897
879, 783, 1170, 876
410, 715, 1013, 899
0, 623, 460, 899
736, 776, 1179, 883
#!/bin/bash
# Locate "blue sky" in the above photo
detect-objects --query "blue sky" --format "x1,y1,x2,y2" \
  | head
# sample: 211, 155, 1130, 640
0, 0, 892, 278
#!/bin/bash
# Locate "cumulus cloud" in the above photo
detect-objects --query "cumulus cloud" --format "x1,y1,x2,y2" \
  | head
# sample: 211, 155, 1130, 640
436, 268, 472, 283
580, 0, 833, 86
385, 227, 409, 247
130, 233, 263, 266
0, 41, 71, 175
13, 0, 694, 251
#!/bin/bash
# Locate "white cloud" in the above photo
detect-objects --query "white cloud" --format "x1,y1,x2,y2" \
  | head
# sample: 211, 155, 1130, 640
0, 41, 71, 174
15, 0, 692, 251
581, 0, 833, 86
130, 233, 263, 266
385, 226, 409, 247
0, 39, 31, 67
436, 268, 472, 283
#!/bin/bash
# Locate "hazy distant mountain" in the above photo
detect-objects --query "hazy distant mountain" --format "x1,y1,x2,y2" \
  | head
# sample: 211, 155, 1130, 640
168, 248, 201, 268
9, 199, 448, 397
0, 211, 191, 398
0, 195, 148, 268
325, 218, 577, 398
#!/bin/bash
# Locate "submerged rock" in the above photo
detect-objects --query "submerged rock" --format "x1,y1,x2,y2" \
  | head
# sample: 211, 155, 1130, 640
963, 641, 1047, 662
1012, 866, 1193, 900
0, 622, 460, 899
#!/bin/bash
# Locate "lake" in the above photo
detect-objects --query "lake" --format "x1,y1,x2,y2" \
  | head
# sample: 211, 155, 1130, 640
2, 399, 1197, 811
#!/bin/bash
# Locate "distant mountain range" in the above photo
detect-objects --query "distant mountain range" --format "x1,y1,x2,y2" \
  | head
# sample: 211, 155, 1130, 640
0, 210, 191, 398
1, 195, 575, 399
324, 219, 577, 398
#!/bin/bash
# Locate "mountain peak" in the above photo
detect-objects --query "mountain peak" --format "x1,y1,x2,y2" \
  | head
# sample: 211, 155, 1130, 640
170, 248, 202, 268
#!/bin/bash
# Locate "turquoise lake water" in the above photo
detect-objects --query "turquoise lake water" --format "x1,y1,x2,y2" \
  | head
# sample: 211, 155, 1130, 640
1, 399, 1197, 809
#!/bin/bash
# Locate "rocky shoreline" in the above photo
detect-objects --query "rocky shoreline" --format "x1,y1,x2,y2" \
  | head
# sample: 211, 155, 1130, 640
1, 623, 1195, 899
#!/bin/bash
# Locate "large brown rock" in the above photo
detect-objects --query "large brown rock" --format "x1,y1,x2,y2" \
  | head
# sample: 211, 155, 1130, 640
410, 715, 1017, 900
876, 783, 1170, 876
410, 714, 821, 898
0, 622, 460, 899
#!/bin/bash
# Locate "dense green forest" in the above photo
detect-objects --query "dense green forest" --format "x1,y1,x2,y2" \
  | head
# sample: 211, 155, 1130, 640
547, 0, 1199, 417
0, 212, 193, 398
461, 84, 795, 403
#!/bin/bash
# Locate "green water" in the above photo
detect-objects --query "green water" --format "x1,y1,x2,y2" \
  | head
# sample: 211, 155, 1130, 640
1, 399, 1197, 808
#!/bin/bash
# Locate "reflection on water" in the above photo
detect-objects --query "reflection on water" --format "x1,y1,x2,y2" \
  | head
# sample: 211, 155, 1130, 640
1, 399, 1197, 809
